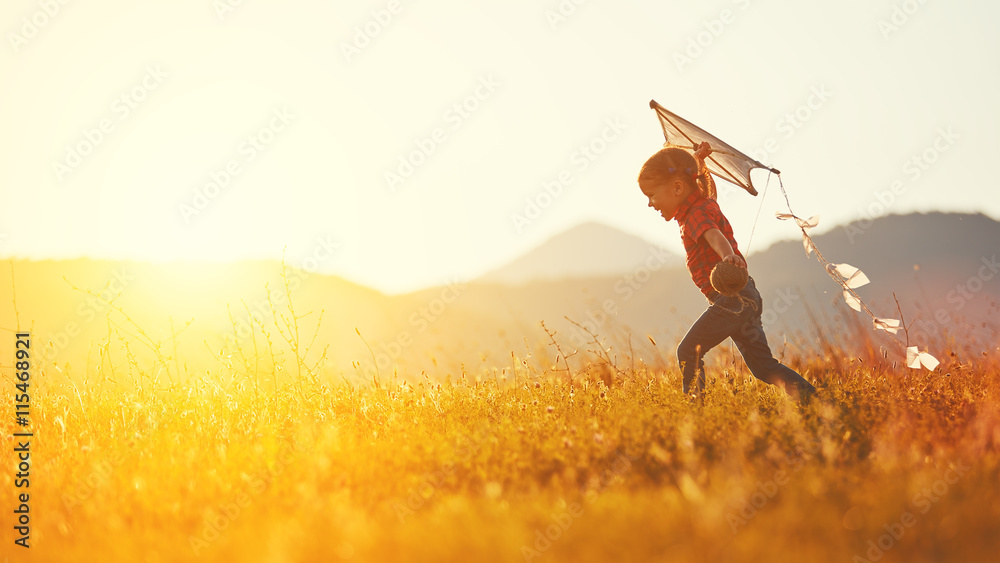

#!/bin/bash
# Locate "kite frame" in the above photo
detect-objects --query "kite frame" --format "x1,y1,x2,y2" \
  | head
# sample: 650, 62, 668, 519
649, 99, 779, 197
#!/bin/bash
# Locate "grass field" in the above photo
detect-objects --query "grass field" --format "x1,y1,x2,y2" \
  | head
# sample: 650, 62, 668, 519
3, 281, 1000, 563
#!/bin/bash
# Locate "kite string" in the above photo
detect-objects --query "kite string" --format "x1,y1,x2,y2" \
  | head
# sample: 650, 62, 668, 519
777, 173, 795, 216
744, 170, 772, 255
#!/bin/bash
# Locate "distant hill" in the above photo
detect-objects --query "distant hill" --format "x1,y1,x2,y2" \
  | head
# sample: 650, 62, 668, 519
3, 212, 997, 382
478, 221, 680, 285
749, 212, 1000, 298
738, 212, 1000, 351
0, 259, 386, 378
407, 212, 1000, 373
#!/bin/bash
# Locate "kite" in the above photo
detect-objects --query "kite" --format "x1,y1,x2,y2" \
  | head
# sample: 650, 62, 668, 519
648, 99, 939, 371
649, 100, 775, 197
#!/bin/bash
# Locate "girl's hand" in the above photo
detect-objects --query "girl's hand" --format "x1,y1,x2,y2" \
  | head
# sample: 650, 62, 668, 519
722, 253, 747, 270
694, 141, 712, 161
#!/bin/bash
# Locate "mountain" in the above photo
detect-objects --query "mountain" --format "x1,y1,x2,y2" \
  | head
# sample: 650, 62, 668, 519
749, 212, 1000, 297
404, 212, 1000, 374
735, 211, 1000, 351
4, 213, 997, 382
478, 221, 680, 285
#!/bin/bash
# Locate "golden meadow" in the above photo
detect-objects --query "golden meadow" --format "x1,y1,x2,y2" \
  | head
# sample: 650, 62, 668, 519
2, 260, 998, 562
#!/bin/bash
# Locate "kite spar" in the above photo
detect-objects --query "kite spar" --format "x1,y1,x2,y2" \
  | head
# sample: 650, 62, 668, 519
648, 100, 939, 370
649, 100, 777, 197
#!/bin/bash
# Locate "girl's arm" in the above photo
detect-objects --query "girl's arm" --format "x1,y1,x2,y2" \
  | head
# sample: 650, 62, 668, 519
704, 229, 747, 269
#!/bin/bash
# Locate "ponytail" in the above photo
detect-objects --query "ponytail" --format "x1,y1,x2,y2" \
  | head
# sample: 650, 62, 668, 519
694, 158, 717, 200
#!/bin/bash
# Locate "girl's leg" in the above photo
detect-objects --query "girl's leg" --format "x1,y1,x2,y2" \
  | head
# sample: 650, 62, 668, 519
731, 305, 816, 401
677, 303, 744, 395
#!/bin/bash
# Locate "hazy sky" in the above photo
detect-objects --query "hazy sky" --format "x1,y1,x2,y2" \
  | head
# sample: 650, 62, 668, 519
2, 0, 996, 294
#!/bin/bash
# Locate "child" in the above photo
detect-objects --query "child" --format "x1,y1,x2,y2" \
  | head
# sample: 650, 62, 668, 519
637, 142, 816, 401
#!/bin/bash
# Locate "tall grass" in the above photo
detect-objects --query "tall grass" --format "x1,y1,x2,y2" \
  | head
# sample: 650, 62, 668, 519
5, 273, 999, 562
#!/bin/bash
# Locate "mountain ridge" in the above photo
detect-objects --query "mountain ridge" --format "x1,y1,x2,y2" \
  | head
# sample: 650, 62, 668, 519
4, 212, 997, 379
477, 221, 681, 286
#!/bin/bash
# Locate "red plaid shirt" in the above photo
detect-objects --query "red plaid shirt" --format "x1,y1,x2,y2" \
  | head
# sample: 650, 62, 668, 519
674, 190, 745, 298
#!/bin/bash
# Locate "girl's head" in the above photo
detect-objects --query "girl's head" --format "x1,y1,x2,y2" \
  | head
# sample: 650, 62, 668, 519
638, 147, 715, 196
637, 147, 714, 221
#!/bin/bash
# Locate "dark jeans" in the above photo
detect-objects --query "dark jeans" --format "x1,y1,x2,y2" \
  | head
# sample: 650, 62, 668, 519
676, 277, 815, 400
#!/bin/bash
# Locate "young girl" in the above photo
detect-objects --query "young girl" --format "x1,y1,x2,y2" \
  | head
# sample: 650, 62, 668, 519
638, 142, 816, 401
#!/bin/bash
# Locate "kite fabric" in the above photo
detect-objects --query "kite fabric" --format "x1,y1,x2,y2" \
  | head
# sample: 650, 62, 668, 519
649, 100, 778, 196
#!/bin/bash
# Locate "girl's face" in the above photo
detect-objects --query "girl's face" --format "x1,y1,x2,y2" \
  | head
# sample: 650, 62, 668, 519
639, 177, 691, 221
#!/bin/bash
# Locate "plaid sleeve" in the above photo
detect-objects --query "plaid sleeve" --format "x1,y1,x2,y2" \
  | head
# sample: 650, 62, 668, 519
682, 201, 719, 244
